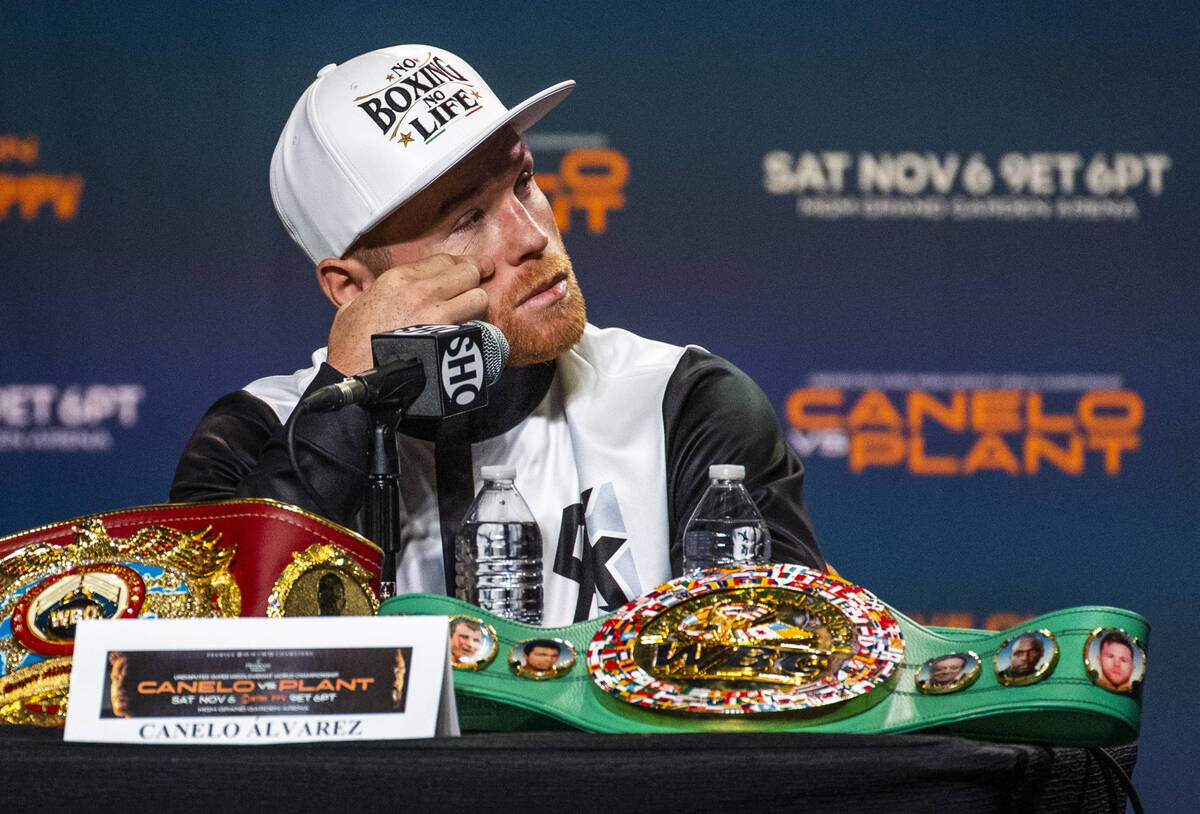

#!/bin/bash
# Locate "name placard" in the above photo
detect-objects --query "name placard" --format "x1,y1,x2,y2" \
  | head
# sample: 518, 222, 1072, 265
64, 616, 458, 744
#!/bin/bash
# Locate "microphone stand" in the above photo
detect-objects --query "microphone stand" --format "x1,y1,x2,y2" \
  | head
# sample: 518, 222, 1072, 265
366, 406, 402, 600
360, 359, 425, 601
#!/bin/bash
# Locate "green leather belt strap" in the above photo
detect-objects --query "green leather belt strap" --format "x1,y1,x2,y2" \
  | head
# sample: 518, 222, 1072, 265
379, 593, 1145, 747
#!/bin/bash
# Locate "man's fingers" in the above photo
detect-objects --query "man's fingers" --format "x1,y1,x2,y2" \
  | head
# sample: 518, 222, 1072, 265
465, 254, 495, 281
392, 253, 493, 281
433, 286, 490, 324
376, 254, 493, 301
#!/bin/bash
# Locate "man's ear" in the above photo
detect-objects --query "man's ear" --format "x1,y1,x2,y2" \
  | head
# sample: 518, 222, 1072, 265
316, 256, 375, 307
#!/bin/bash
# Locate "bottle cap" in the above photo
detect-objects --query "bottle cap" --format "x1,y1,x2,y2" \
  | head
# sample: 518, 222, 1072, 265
708, 464, 745, 480
480, 464, 517, 481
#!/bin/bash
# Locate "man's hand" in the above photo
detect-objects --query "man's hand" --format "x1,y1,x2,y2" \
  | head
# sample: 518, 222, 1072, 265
326, 254, 494, 375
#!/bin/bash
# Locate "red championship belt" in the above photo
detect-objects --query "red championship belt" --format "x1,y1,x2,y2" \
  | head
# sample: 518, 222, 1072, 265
0, 499, 381, 726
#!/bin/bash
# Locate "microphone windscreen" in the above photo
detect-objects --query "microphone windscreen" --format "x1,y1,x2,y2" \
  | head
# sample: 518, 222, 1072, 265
467, 320, 510, 384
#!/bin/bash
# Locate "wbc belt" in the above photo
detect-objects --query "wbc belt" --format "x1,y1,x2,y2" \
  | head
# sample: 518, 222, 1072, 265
380, 564, 1146, 747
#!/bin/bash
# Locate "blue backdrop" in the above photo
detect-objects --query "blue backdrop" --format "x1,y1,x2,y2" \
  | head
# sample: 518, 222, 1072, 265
2, 3, 1196, 807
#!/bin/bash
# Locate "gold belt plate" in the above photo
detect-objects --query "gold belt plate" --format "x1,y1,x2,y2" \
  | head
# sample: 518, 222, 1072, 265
587, 565, 904, 714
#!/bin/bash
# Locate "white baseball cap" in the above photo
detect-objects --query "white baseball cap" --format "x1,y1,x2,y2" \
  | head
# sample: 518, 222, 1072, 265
270, 45, 574, 264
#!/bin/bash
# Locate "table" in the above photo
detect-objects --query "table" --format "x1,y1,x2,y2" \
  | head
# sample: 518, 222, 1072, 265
0, 726, 1136, 813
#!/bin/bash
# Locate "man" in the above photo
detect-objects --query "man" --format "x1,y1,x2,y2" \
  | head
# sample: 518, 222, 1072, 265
392, 647, 408, 709
316, 571, 346, 616
107, 651, 131, 718
449, 617, 484, 665
999, 633, 1045, 683
520, 640, 562, 675
171, 44, 823, 626
1095, 632, 1134, 692
926, 653, 966, 689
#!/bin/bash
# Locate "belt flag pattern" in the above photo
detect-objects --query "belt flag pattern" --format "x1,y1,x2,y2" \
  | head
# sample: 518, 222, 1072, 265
587, 565, 903, 714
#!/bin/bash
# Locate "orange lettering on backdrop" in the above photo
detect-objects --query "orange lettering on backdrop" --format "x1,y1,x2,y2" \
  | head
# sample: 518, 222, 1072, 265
1088, 435, 1140, 475
1026, 392, 1076, 432
561, 149, 628, 233
785, 388, 843, 430
536, 149, 628, 234
970, 390, 1022, 432
983, 612, 1035, 631
907, 390, 966, 431
1024, 434, 1084, 475
927, 612, 975, 628
847, 390, 903, 430
849, 431, 905, 472
0, 177, 17, 216
908, 435, 959, 475
0, 135, 40, 165
962, 434, 1020, 475
902, 611, 1034, 630
50, 175, 84, 219
1079, 390, 1144, 434
0, 174, 84, 221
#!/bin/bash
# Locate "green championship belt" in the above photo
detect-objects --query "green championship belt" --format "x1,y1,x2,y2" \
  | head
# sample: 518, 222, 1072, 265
379, 565, 1146, 747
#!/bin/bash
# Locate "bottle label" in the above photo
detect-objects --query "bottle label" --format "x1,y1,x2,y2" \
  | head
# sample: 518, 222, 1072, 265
455, 520, 543, 626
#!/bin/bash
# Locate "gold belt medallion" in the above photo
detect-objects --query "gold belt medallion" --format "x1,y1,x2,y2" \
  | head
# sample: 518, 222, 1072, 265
588, 564, 903, 714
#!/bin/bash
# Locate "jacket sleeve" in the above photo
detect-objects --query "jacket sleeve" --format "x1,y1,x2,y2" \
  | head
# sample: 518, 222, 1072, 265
169, 363, 372, 529
662, 348, 824, 573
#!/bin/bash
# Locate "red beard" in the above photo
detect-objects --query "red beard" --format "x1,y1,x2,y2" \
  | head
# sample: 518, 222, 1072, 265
489, 250, 587, 366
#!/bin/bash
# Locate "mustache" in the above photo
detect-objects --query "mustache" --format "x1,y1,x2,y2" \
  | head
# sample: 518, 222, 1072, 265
495, 252, 575, 313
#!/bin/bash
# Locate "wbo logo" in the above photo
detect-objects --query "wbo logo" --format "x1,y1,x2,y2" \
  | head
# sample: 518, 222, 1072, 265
354, 54, 483, 146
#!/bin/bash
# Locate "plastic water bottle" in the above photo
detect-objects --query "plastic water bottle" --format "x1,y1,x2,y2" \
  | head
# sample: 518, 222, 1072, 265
455, 465, 543, 624
681, 464, 771, 574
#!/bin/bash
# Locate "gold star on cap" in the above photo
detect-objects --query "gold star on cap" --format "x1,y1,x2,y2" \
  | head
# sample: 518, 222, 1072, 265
398, 132, 414, 147
472, 90, 481, 99
386, 74, 394, 81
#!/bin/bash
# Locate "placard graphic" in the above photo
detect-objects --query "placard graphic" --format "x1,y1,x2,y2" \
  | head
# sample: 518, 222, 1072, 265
100, 647, 411, 719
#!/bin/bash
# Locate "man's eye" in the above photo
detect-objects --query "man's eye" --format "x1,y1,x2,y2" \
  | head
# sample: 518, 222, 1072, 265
453, 210, 483, 232
516, 171, 534, 194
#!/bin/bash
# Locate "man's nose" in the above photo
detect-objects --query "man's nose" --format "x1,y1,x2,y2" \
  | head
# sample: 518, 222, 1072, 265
501, 195, 549, 265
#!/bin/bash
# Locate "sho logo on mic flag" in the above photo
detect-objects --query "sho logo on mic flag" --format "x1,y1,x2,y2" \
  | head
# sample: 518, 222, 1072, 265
371, 322, 506, 418
440, 334, 484, 406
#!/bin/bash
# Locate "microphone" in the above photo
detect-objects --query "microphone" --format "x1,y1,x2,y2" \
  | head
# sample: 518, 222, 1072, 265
301, 357, 424, 413
302, 321, 509, 417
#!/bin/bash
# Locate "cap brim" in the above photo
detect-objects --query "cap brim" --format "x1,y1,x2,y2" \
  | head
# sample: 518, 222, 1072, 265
348, 79, 575, 253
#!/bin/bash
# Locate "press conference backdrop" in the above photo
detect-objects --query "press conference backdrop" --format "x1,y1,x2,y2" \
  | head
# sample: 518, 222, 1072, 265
2, 2, 1196, 807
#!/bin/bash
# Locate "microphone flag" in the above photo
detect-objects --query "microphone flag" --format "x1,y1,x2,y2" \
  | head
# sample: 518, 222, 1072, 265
370, 321, 508, 419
